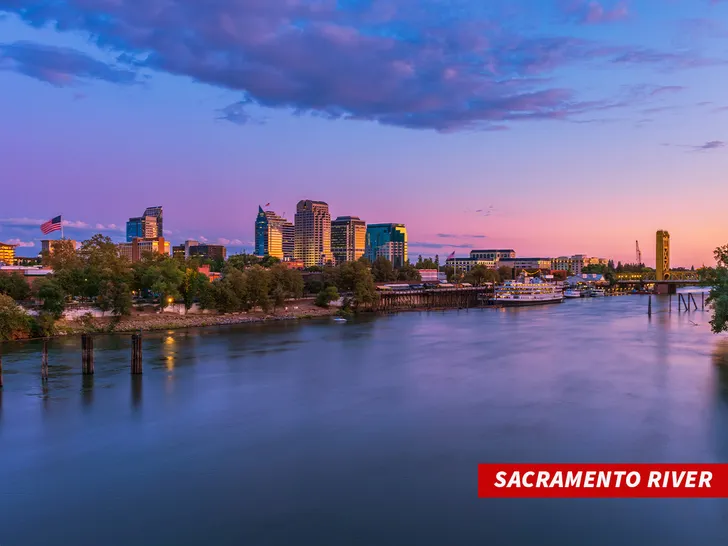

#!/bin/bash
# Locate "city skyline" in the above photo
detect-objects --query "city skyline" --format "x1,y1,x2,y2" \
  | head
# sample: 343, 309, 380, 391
2, 1, 728, 267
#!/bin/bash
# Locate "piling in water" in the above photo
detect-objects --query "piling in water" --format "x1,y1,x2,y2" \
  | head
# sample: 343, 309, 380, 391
702, 292, 705, 311
648, 294, 652, 316
131, 333, 143, 375
81, 334, 94, 375
0, 354, 3, 389
41, 339, 48, 382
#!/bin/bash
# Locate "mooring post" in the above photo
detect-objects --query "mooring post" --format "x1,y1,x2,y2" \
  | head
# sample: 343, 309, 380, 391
131, 332, 143, 375
669, 294, 672, 314
41, 339, 48, 382
702, 292, 705, 311
81, 334, 94, 375
648, 294, 652, 316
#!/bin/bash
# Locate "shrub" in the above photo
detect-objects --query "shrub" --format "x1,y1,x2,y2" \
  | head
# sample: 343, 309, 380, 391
0, 294, 32, 341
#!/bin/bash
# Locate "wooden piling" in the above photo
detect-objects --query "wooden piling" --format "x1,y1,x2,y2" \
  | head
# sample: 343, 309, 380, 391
81, 334, 94, 375
702, 292, 705, 311
41, 339, 48, 382
0, 354, 3, 389
131, 333, 143, 375
648, 294, 652, 316
669, 294, 672, 314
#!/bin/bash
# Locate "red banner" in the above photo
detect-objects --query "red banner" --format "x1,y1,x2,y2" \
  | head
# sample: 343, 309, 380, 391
478, 464, 728, 498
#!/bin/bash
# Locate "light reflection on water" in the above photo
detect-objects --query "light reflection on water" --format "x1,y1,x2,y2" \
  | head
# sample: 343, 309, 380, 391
1, 294, 727, 546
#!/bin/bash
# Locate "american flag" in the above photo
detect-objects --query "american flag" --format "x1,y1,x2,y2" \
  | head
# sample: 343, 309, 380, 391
264, 202, 270, 207
447, 251, 456, 259
41, 215, 62, 234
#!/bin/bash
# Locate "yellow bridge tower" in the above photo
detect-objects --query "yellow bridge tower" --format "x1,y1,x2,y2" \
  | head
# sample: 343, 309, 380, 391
656, 230, 670, 281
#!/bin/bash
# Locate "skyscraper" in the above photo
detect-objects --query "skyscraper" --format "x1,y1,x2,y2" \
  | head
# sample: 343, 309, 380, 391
126, 206, 163, 242
366, 223, 408, 268
294, 200, 332, 267
331, 216, 366, 264
255, 206, 294, 259
656, 230, 670, 281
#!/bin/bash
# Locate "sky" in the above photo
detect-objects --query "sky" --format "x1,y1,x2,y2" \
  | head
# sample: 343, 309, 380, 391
1, 0, 727, 267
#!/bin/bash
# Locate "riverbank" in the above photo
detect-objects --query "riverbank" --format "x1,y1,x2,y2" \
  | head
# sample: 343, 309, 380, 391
54, 300, 338, 336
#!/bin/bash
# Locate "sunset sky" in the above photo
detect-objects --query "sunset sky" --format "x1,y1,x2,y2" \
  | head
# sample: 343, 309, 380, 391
1, 0, 727, 267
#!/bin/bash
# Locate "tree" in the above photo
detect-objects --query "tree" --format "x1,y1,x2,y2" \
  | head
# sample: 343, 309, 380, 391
227, 253, 260, 271
43, 239, 84, 297
497, 265, 513, 281
0, 294, 31, 341
335, 261, 379, 309
397, 263, 422, 282
706, 244, 728, 334
466, 265, 498, 286
245, 265, 271, 311
97, 278, 133, 316
0, 272, 31, 301
315, 286, 340, 308
415, 257, 438, 270
268, 264, 304, 309
371, 256, 396, 282
36, 279, 66, 319
260, 255, 281, 268
179, 268, 209, 313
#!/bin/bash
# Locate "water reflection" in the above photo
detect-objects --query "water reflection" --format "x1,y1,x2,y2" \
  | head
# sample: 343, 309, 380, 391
81, 374, 94, 406
131, 374, 142, 409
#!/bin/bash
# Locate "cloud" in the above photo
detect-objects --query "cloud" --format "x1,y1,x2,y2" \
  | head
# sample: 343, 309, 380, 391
217, 238, 244, 246
563, 1, 629, 25
0, 41, 140, 86
693, 140, 726, 151
198, 235, 209, 243
0, 0, 717, 132
0, 217, 122, 232
411, 241, 474, 249
5, 238, 35, 248
436, 233, 486, 239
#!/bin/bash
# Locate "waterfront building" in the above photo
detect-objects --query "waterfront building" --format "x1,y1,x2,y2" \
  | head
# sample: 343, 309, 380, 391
445, 257, 497, 273
656, 230, 670, 281
418, 269, 447, 283
41, 239, 78, 255
256, 206, 294, 259
552, 255, 608, 275
331, 216, 366, 264
497, 257, 552, 271
365, 223, 407, 268
126, 206, 163, 242
175, 240, 226, 261
0, 241, 17, 265
470, 249, 516, 261
118, 237, 170, 263
294, 200, 332, 267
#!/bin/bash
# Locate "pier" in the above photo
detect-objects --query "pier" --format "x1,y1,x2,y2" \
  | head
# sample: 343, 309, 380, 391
375, 286, 492, 312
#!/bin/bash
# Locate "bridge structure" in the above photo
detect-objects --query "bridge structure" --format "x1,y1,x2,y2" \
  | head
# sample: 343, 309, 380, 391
614, 270, 700, 293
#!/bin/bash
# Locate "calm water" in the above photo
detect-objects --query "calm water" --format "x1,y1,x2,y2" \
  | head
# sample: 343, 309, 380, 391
2, 294, 728, 546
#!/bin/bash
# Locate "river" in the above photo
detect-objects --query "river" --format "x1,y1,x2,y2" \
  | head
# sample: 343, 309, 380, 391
1, 293, 727, 546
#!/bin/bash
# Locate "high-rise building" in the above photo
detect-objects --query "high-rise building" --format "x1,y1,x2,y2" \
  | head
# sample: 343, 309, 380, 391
0, 242, 17, 265
656, 230, 670, 281
255, 206, 294, 259
366, 223, 408, 268
331, 216, 366, 264
41, 239, 78, 255
294, 200, 332, 267
174, 240, 227, 261
118, 237, 169, 262
126, 206, 163, 242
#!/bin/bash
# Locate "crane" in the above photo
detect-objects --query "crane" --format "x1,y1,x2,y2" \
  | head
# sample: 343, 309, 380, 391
636, 240, 642, 265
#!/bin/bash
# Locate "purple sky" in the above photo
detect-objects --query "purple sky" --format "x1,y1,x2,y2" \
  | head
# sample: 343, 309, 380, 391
1, 0, 728, 267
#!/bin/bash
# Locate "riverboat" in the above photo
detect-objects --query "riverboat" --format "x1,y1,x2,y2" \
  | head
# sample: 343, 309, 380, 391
489, 278, 564, 306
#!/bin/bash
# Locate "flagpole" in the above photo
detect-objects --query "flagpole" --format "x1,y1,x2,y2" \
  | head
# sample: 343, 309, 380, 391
60, 213, 64, 240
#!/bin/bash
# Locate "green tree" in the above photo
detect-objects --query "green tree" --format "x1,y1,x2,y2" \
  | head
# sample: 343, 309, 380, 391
397, 263, 422, 282
706, 244, 728, 334
336, 261, 379, 309
466, 265, 499, 286
315, 286, 340, 308
179, 268, 209, 313
415, 257, 438, 270
268, 264, 304, 309
497, 265, 513, 281
36, 279, 66, 319
246, 265, 271, 311
260, 255, 281, 268
371, 256, 396, 282
0, 294, 32, 341
43, 239, 85, 297
0, 272, 31, 301
97, 278, 133, 316
227, 253, 260, 271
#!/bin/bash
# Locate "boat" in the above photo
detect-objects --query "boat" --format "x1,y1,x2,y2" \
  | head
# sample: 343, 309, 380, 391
488, 277, 563, 306
590, 288, 606, 297
563, 289, 583, 299
333, 317, 348, 323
